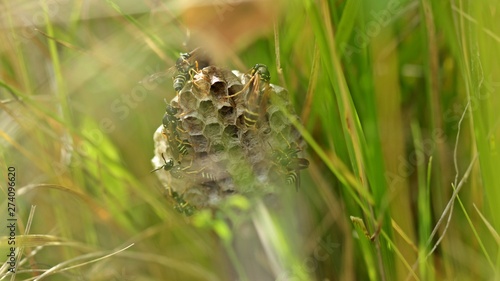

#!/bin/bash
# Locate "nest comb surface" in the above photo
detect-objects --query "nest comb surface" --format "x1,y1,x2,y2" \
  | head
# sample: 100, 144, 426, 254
152, 65, 307, 209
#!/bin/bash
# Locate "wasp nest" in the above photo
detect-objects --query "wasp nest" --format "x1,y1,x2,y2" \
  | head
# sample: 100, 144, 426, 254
152, 52, 308, 214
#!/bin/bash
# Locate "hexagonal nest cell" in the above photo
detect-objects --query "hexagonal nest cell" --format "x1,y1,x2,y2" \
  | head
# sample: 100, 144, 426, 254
151, 52, 309, 215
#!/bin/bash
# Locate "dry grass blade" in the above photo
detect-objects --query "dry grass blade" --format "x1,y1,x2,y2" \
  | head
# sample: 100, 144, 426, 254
117, 252, 220, 281
427, 100, 472, 256
405, 155, 478, 280
17, 184, 110, 220
300, 43, 319, 124
12, 206, 36, 281
473, 204, 500, 245
451, 4, 500, 43
0, 235, 79, 249
391, 220, 418, 253
405, 98, 473, 279
273, 20, 286, 87
32, 244, 134, 281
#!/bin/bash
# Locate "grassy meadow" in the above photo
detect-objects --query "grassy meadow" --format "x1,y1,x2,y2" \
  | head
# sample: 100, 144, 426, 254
1, 0, 500, 280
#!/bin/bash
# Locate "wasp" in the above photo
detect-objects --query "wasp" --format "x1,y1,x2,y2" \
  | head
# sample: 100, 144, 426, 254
173, 51, 195, 92
141, 48, 208, 93
168, 161, 215, 183
269, 139, 309, 190
150, 153, 175, 173
150, 153, 199, 182
285, 171, 299, 187
162, 104, 178, 128
200, 171, 217, 182
273, 151, 309, 191
271, 146, 309, 169
171, 191, 196, 216
162, 104, 191, 160
173, 47, 211, 92
150, 152, 189, 182
169, 165, 188, 179
228, 64, 271, 127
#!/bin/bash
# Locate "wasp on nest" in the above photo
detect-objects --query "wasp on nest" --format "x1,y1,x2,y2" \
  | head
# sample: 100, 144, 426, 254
151, 48, 308, 215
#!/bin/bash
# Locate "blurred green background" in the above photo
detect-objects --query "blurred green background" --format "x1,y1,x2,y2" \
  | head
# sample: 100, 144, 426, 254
1, 0, 500, 280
